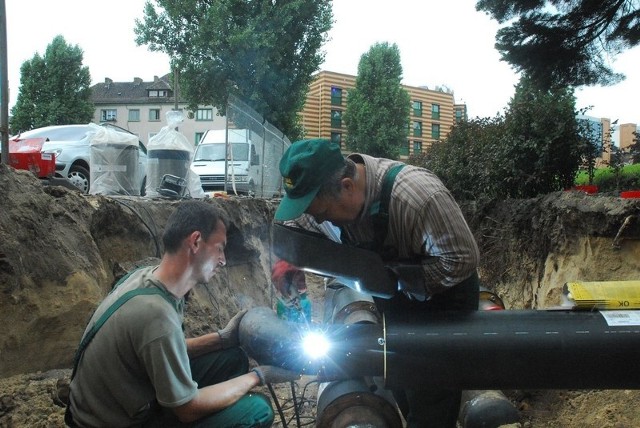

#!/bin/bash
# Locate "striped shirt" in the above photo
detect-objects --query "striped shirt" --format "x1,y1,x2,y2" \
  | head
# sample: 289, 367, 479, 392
288, 153, 479, 299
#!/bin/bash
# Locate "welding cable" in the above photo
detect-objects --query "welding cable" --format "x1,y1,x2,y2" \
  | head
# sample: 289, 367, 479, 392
290, 381, 302, 428
267, 383, 288, 428
112, 198, 161, 257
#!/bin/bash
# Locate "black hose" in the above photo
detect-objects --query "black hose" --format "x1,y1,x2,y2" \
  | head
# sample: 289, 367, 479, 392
290, 381, 301, 428
267, 383, 287, 428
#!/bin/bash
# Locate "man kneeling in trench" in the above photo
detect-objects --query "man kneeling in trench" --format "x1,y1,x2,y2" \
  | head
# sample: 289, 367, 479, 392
67, 200, 299, 427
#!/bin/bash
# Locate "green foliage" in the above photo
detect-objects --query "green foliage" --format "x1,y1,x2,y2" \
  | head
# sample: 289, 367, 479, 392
408, 116, 507, 200
408, 75, 585, 200
10, 35, 94, 133
631, 132, 640, 163
134, 0, 333, 141
476, 0, 640, 88
342, 42, 410, 159
502, 75, 582, 196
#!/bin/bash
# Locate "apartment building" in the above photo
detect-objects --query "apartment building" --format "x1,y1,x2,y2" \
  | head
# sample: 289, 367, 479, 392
298, 70, 460, 158
89, 74, 225, 147
619, 123, 639, 152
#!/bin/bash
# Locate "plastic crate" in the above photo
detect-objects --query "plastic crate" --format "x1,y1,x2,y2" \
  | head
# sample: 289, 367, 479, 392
8, 152, 56, 178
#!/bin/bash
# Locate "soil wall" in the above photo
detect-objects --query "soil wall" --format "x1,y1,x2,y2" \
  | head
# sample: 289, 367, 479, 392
2, 164, 640, 426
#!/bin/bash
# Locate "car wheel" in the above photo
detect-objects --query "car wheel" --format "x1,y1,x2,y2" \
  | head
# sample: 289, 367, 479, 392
67, 165, 90, 193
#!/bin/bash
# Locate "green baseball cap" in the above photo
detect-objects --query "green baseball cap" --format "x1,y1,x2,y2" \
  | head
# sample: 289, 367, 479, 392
275, 139, 345, 221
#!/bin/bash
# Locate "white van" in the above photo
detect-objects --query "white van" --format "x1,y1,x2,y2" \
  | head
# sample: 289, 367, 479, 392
191, 128, 264, 195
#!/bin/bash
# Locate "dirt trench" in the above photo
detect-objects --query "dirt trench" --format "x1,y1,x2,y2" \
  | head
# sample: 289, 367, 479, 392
1, 163, 640, 427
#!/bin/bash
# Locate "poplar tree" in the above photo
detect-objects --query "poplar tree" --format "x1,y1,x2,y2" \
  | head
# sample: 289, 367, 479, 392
343, 42, 410, 159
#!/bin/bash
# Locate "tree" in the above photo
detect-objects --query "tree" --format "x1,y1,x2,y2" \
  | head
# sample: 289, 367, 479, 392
502, 75, 583, 196
408, 75, 584, 200
576, 111, 610, 184
10, 36, 94, 133
408, 116, 507, 201
342, 42, 410, 159
476, 0, 640, 88
631, 131, 640, 163
134, 0, 333, 141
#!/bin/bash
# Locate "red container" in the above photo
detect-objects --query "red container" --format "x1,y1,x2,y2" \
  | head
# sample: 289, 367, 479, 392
7, 136, 56, 178
8, 152, 56, 178
620, 191, 640, 199
573, 185, 599, 194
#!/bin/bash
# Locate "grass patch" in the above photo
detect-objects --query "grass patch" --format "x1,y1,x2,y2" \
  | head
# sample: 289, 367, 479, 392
575, 164, 640, 193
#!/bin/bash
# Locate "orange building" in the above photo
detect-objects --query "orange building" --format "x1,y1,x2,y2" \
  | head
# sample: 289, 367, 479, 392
299, 70, 460, 158
619, 123, 638, 152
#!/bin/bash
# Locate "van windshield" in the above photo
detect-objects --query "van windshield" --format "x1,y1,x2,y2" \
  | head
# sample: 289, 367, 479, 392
194, 143, 249, 161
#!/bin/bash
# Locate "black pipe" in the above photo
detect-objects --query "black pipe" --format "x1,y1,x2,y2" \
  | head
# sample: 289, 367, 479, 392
384, 309, 640, 390
458, 390, 520, 428
239, 307, 640, 390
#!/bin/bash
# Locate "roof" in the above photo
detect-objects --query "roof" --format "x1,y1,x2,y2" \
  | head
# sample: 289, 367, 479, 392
90, 73, 185, 105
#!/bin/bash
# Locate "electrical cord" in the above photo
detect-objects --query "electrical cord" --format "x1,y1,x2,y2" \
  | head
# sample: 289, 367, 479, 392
266, 378, 318, 428
112, 198, 161, 258
267, 383, 288, 428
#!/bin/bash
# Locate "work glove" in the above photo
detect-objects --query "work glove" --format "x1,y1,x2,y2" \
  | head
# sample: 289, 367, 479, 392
217, 309, 248, 349
251, 365, 301, 385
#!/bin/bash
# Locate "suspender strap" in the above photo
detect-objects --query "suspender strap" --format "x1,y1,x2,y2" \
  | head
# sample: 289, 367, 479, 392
370, 163, 405, 252
71, 287, 175, 378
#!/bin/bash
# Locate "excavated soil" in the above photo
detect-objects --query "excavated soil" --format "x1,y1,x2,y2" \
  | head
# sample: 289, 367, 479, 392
1, 163, 640, 427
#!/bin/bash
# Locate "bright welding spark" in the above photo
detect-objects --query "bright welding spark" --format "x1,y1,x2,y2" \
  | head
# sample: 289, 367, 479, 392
302, 331, 330, 359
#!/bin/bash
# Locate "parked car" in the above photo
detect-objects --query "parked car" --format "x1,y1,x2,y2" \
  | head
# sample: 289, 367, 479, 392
7, 123, 147, 194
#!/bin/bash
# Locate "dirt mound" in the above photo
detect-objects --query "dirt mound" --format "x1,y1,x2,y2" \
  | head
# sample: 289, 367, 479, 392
1, 164, 640, 427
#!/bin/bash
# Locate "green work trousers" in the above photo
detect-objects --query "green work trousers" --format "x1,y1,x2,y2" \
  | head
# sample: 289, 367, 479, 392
143, 347, 274, 427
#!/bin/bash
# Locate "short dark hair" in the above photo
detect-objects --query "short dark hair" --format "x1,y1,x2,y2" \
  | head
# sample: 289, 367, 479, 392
162, 200, 229, 254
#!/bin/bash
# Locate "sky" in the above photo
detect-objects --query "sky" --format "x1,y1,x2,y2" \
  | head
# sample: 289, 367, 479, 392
4, 0, 639, 128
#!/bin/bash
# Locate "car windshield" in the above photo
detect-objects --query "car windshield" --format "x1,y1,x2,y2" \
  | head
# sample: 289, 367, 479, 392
14, 126, 92, 141
194, 143, 248, 161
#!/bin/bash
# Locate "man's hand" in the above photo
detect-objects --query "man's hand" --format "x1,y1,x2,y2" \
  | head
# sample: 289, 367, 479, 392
217, 309, 248, 349
252, 366, 301, 385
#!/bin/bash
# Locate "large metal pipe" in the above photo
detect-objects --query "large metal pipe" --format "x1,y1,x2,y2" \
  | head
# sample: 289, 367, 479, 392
315, 285, 401, 428
239, 307, 640, 390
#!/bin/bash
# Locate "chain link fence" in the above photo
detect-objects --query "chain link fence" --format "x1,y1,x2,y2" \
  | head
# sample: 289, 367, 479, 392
222, 94, 291, 198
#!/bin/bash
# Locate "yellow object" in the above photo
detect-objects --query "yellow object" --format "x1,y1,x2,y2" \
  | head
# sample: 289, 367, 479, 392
564, 281, 640, 310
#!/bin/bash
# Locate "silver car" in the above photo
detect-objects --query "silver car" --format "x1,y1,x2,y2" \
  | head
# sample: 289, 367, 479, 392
10, 123, 147, 194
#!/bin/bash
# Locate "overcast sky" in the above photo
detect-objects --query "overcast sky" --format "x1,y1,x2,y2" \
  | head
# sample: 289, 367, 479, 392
5, 0, 639, 127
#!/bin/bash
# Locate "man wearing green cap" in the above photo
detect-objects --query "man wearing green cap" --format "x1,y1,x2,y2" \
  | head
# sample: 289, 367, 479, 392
275, 138, 480, 428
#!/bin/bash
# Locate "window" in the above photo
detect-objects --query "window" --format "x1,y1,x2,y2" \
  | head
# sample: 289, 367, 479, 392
196, 108, 213, 121
412, 121, 422, 137
413, 101, 422, 117
331, 87, 343, 105
148, 89, 169, 97
413, 141, 422, 154
331, 110, 342, 128
455, 109, 463, 123
101, 109, 117, 122
432, 123, 441, 140
149, 109, 161, 121
399, 140, 410, 156
431, 104, 440, 120
331, 132, 342, 146
128, 109, 140, 122
195, 132, 204, 145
